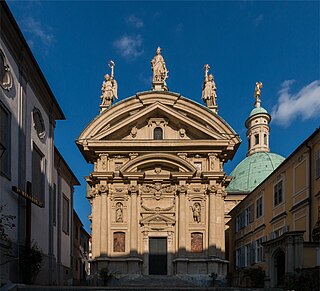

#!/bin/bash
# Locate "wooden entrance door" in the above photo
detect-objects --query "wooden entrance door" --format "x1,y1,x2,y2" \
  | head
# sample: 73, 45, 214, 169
149, 237, 167, 275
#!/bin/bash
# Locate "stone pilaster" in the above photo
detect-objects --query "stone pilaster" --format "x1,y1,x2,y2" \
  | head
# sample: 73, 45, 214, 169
208, 184, 217, 257
100, 184, 108, 256
129, 183, 139, 256
92, 191, 101, 258
178, 183, 187, 256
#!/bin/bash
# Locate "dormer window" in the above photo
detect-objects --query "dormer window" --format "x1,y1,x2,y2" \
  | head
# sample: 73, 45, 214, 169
154, 127, 163, 140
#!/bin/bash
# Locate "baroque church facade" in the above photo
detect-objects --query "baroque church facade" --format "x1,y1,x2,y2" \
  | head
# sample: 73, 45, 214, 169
77, 48, 241, 282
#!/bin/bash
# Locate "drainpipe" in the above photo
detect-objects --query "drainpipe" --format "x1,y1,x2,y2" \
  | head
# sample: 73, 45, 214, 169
306, 143, 312, 242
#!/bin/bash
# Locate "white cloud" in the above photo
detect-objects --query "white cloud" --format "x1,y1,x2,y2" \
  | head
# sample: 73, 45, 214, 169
20, 16, 54, 47
271, 80, 320, 127
113, 35, 144, 59
126, 15, 144, 28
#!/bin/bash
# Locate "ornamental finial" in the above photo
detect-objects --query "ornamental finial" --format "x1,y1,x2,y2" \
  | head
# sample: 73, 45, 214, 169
100, 60, 118, 112
254, 82, 263, 108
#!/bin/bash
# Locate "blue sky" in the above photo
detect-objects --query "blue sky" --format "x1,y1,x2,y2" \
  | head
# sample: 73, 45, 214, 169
8, 1, 320, 232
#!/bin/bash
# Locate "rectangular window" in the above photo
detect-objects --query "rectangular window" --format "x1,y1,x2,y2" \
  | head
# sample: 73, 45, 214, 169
264, 134, 267, 145
0, 102, 10, 177
316, 150, 320, 179
274, 180, 283, 206
235, 248, 241, 268
245, 244, 251, 267
254, 134, 259, 145
235, 211, 246, 232
62, 195, 69, 234
245, 204, 254, 225
256, 196, 263, 218
256, 238, 264, 262
32, 144, 44, 204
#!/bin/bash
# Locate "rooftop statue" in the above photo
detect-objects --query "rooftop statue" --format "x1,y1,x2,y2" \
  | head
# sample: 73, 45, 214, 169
202, 64, 218, 113
151, 47, 168, 91
100, 60, 118, 112
254, 82, 263, 108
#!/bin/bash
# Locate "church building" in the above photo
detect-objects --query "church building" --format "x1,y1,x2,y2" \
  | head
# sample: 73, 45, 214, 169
76, 48, 241, 284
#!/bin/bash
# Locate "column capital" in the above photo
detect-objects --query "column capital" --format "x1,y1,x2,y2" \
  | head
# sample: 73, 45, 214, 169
98, 184, 108, 195
128, 184, 139, 194
177, 184, 188, 194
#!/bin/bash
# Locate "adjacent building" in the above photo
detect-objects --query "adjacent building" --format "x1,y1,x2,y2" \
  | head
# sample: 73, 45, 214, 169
0, 2, 79, 285
73, 210, 90, 285
228, 128, 320, 287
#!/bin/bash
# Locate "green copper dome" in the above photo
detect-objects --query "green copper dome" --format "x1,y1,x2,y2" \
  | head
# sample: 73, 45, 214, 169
249, 106, 268, 117
227, 152, 285, 193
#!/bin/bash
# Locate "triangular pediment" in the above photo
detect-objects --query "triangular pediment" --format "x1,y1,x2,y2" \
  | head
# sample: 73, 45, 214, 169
140, 213, 176, 226
93, 101, 226, 141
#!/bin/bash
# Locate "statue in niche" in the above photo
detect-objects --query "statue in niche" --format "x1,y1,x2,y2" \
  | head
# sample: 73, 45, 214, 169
254, 82, 263, 108
192, 202, 201, 223
202, 64, 217, 109
100, 60, 118, 109
115, 202, 123, 222
151, 47, 168, 83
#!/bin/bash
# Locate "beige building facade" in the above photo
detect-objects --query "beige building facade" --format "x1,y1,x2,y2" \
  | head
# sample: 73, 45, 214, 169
77, 51, 241, 284
228, 128, 320, 288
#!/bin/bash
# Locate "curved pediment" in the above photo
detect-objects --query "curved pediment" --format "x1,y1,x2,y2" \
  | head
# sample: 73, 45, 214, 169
120, 153, 197, 174
77, 91, 241, 162
79, 91, 238, 141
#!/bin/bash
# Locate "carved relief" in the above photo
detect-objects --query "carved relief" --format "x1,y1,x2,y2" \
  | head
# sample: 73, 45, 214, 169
32, 108, 46, 141
179, 128, 186, 138
141, 197, 175, 212
100, 154, 108, 171
191, 232, 203, 253
0, 49, 13, 91
115, 202, 123, 222
113, 232, 125, 252
141, 183, 175, 200
208, 153, 220, 171
192, 202, 201, 223
90, 187, 99, 198
131, 126, 137, 138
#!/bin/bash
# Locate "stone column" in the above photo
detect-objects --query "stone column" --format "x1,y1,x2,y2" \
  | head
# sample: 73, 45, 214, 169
130, 183, 139, 256
100, 184, 108, 256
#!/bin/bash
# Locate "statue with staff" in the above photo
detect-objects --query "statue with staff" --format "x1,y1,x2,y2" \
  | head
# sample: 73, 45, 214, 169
100, 60, 118, 110
202, 64, 218, 112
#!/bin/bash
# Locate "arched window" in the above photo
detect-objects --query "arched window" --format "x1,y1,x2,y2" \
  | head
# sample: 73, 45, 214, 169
154, 127, 163, 140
